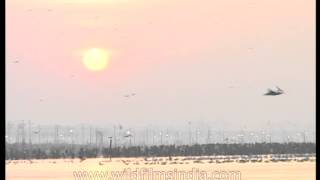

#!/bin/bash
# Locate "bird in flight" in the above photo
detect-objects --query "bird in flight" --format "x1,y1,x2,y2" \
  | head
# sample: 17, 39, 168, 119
124, 93, 136, 98
124, 130, 132, 138
264, 86, 284, 96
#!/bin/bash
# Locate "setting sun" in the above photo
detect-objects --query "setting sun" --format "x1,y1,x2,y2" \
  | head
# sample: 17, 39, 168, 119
82, 48, 110, 71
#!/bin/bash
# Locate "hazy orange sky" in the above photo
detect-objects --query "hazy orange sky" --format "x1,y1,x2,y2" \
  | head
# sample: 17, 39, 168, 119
6, 0, 315, 131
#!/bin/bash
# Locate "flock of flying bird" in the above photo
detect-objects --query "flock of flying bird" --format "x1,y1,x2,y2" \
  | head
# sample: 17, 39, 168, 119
10, 59, 285, 97
11, 6, 287, 97
10, 59, 139, 100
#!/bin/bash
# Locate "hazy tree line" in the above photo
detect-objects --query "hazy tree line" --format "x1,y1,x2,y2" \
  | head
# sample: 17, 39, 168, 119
5, 142, 315, 160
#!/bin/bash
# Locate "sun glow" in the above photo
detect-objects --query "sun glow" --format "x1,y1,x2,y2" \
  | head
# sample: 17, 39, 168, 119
82, 48, 110, 71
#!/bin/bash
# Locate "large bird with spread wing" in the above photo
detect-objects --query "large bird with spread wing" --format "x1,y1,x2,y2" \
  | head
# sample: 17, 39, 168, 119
264, 86, 284, 96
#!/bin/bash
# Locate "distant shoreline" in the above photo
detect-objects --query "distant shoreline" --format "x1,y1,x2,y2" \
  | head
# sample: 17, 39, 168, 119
6, 142, 315, 160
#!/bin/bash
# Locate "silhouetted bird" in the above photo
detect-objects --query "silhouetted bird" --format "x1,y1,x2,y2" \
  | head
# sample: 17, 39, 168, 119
247, 48, 255, 52
124, 93, 136, 98
264, 86, 284, 96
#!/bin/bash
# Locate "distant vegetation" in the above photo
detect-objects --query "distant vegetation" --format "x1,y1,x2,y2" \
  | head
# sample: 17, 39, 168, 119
5, 142, 315, 160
